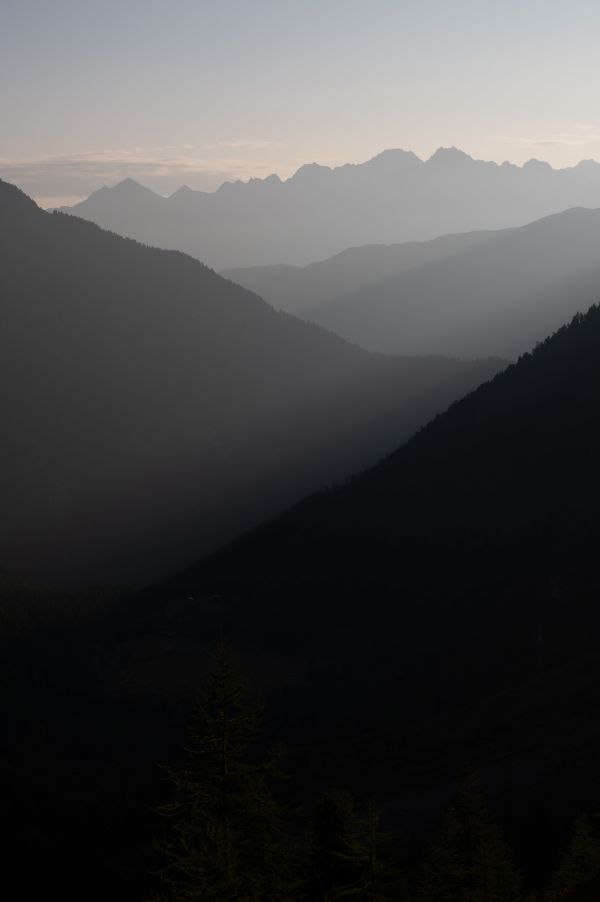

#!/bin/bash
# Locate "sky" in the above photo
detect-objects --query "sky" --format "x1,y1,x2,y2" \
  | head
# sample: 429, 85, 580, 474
2, 0, 600, 206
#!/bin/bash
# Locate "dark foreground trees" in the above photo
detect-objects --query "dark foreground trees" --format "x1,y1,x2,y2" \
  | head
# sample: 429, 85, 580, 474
154, 643, 408, 901
419, 770, 522, 902
156, 641, 293, 901
546, 813, 600, 899
153, 643, 600, 902
305, 790, 406, 900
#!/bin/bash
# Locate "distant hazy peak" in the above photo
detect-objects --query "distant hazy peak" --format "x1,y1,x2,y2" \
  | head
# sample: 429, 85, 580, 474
574, 159, 600, 172
63, 146, 600, 213
112, 177, 161, 196
56, 145, 600, 270
363, 148, 423, 170
427, 146, 475, 166
290, 162, 333, 181
250, 173, 283, 189
168, 184, 195, 199
522, 158, 553, 172
62, 177, 165, 214
215, 172, 284, 196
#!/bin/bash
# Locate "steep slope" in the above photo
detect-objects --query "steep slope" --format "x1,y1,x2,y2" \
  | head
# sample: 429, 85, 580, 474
195, 304, 600, 586
229, 207, 600, 358
60, 148, 600, 269
128, 305, 600, 868
173, 305, 600, 735
0, 180, 503, 584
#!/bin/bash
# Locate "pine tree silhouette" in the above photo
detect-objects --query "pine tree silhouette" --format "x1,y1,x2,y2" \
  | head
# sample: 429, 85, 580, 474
547, 813, 600, 899
419, 770, 522, 902
156, 641, 292, 900
305, 790, 406, 900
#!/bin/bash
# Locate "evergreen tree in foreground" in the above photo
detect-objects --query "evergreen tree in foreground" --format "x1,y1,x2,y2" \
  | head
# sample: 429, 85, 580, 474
419, 770, 522, 902
546, 813, 600, 899
305, 789, 406, 900
306, 788, 369, 899
156, 641, 292, 901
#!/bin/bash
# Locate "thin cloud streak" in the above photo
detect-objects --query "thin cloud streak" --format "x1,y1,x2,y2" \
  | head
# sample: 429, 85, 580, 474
0, 145, 297, 207
512, 131, 600, 149
6, 138, 600, 209
204, 140, 288, 150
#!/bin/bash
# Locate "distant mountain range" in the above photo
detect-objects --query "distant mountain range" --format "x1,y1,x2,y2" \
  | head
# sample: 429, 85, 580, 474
226, 206, 600, 359
60, 148, 600, 269
0, 179, 502, 584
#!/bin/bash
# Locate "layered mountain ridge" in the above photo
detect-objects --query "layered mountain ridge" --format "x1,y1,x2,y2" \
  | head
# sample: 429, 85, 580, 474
226, 205, 600, 359
168, 304, 600, 787
181, 303, 600, 596
59, 147, 600, 269
0, 179, 502, 583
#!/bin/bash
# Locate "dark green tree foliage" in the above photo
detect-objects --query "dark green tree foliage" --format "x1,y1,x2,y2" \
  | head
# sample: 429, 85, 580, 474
157, 641, 290, 901
306, 788, 369, 900
305, 790, 405, 900
419, 771, 522, 902
547, 813, 600, 899
362, 801, 410, 902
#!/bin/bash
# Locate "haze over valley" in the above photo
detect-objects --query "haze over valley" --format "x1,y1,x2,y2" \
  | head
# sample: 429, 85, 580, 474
5, 3, 600, 900
228, 206, 600, 358
1, 179, 504, 584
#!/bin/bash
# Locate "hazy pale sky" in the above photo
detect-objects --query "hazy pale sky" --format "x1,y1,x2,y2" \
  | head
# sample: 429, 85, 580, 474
2, 0, 600, 205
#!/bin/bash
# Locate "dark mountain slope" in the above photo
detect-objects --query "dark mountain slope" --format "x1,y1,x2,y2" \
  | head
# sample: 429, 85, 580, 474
228, 207, 600, 358
124, 306, 600, 884
0, 180, 502, 584
60, 148, 600, 269
173, 305, 600, 731
195, 305, 600, 589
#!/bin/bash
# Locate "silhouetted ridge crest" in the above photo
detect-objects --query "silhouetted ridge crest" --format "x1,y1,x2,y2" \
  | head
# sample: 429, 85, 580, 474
365, 148, 422, 170
190, 303, 600, 594
62, 146, 600, 269
522, 158, 553, 172
170, 184, 193, 197
226, 205, 600, 359
427, 146, 475, 166
0, 178, 40, 217
290, 162, 332, 181
113, 177, 159, 195
0, 179, 502, 583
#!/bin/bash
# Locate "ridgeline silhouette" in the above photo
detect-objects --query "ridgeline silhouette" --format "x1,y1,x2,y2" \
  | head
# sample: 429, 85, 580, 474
60, 148, 600, 269
0, 179, 502, 584
167, 306, 600, 811
227, 207, 600, 359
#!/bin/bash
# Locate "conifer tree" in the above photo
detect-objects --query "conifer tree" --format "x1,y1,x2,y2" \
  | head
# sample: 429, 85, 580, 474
305, 790, 405, 900
547, 813, 600, 899
306, 788, 369, 900
363, 801, 410, 901
419, 770, 522, 902
156, 640, 292, 901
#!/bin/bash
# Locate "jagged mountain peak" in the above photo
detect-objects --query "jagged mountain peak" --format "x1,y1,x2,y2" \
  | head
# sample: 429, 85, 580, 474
169, 184, 195, 199
111, 177, 160, 196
